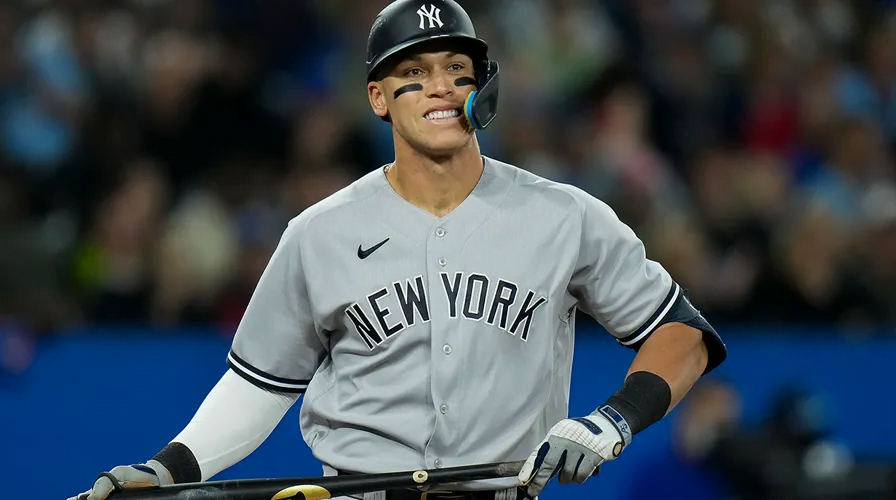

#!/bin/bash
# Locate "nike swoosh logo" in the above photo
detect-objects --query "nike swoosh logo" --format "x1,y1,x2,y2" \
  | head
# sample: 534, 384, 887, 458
357, 238, 390, 259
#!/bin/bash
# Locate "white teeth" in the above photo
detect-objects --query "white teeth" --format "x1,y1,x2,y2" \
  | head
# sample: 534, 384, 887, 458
425, 109, 460, 120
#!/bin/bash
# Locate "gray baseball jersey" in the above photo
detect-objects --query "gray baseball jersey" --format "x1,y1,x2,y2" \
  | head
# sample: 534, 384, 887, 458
227, 156, 681, 489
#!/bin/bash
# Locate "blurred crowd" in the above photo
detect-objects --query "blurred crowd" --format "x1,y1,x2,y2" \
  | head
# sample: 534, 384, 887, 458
628, 378, 896, 500
1, 0, 895, 335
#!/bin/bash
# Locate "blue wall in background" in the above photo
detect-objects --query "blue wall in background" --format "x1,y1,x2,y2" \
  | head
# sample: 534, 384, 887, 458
1, 327, 893, 500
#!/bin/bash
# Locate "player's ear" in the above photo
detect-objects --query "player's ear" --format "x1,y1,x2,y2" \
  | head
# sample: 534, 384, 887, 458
368, 81, 389, 120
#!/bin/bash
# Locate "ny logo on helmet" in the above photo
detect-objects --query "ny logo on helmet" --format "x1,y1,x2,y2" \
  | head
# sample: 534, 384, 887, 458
417, 4, 443, 29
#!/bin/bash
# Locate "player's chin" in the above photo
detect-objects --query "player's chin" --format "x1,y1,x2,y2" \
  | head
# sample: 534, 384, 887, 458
424, 136, 473, 156
422, 124, 473, 148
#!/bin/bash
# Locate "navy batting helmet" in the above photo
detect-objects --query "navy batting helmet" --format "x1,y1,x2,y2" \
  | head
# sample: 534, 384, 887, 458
366, 0, 500, 129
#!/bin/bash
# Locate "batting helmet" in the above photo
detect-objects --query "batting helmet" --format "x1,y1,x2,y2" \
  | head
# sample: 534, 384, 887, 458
366, 0, 500, 130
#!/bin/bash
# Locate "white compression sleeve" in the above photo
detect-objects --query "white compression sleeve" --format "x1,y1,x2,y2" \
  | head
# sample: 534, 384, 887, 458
171, 368, 300, 481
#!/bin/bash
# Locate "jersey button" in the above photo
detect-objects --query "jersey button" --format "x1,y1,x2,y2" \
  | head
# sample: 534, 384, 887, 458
440, 404, 449, 414
442, 344, 452, 355
434, 459, 443, 468
438, 257, 447, 267
435, 227, 446, 237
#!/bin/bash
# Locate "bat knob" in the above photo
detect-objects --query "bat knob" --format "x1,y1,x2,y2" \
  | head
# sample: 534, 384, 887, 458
413, 471, 429, 483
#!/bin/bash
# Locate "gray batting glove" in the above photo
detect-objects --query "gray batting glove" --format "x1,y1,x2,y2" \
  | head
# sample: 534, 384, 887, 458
68, 460, 173, 500
517, 405, 632, 497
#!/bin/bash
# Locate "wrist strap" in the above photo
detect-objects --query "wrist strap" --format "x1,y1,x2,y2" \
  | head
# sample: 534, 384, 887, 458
596, 404, 633, 447
601, 371, 672, 435
151, 442, 201, 484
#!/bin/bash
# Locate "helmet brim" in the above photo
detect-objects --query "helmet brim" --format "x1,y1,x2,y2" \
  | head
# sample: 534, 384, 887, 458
366, 34, 488, 82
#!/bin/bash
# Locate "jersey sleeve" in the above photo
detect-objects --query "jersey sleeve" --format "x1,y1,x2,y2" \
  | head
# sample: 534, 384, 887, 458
568, 189, 680, 348
226, 219, 326, 393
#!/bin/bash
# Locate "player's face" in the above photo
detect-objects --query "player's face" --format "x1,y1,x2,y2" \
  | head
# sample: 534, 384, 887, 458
369, 50, 477, 156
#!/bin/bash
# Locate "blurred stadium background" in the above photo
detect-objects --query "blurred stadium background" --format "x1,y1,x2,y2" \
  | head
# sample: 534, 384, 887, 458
0, 0, 895, 499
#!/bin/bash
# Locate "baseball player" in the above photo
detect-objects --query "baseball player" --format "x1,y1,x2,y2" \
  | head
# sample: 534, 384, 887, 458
70, 1, 727, 499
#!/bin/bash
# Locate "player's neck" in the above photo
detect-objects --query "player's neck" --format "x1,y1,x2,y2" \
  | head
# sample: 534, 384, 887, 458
387, 138, 484, 218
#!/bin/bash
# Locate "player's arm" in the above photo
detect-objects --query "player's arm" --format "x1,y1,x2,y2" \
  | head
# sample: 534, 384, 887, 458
69, 219, 326, 500
624, 321, 708, 419
519, 188, 726, 496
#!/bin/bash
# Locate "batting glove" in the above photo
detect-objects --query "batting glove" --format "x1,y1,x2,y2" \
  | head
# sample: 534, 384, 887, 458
517, 405, 632, 497
68, 460, 173, 500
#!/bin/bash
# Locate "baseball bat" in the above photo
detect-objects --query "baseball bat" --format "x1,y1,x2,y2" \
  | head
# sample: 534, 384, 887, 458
107, 460, 529, 500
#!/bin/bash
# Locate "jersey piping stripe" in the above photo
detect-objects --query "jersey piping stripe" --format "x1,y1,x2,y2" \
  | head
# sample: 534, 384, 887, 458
227, 350, 310, 392
617, 281, 680, 347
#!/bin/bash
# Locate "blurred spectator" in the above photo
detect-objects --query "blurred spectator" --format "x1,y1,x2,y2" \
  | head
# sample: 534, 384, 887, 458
793, 54, 843, 184
804, 117, 889, 227
631, 381, 896, 500
70, 158, 169, 324
135, 28, 216, 191
151, 157, 245, 325
740, 38, 801, 156
709, 386, 896, 500
834, 19, 896, 144
573, 70, 692, 231
850, 182, 896, 324
625, 379, 741, 500
0, 165, 81, 333
740, 201, 878, 326
3, 2, 90, 177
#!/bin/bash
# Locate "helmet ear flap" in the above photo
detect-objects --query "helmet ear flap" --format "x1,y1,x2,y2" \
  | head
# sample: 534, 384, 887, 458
464, 60, 499, 130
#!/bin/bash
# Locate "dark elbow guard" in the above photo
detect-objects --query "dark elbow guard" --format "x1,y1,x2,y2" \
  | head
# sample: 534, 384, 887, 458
681, 312, 727, 375
631, 286, 728, 375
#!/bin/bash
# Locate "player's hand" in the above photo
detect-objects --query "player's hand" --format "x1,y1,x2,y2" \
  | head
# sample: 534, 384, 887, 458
67, 461, 173, 500
517, 405, 632, 497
